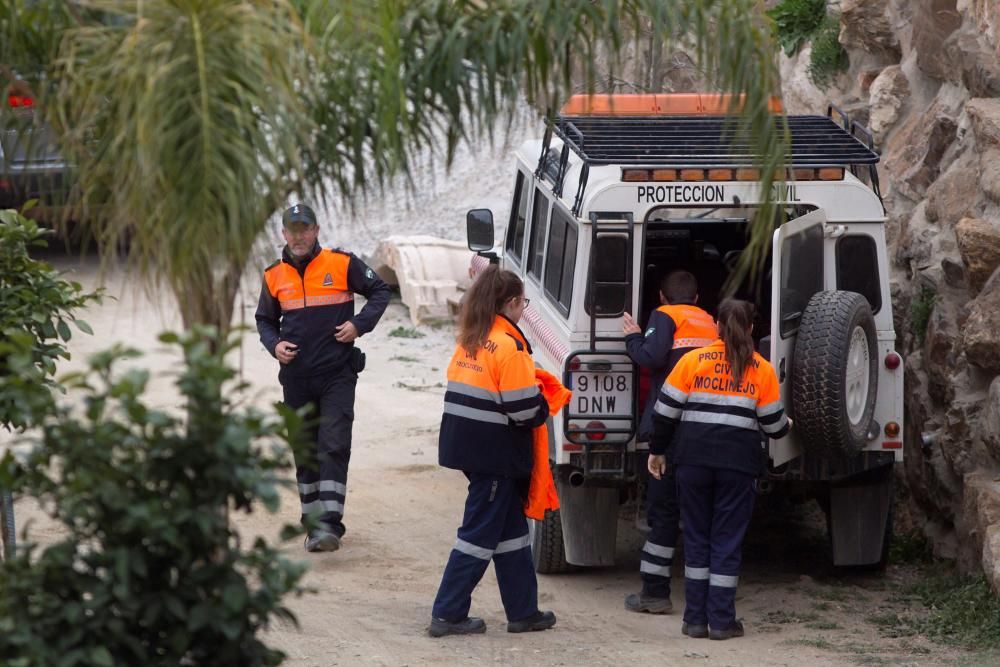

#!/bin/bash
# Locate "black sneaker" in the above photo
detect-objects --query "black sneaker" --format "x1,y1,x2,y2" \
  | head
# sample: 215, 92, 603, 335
428, 616, 486, 638
625, 592, 672, 614
507, 610, 557, 633
709, 620, 745, 640
304, 530, 341, 553
682, 622, 709, 638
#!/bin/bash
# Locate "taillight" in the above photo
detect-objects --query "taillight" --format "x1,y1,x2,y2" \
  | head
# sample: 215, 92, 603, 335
885, 422, 900, 438
882, 441, 902, 449
566, 420, 607, 445
568, 358, 582, 372
585, 420, 606, 441
7, 95, 33, 108
885, 352, 901, 369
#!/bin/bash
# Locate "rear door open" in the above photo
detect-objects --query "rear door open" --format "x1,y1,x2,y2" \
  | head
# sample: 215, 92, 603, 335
769, 209, 827, 466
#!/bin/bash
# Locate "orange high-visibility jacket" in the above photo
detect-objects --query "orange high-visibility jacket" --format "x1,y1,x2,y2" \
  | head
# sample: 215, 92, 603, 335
524, 368, 571, 520
256, 244, 390, 379
439, 315, 549, 478
650, 340, 789, 475
626, 303, 718, 439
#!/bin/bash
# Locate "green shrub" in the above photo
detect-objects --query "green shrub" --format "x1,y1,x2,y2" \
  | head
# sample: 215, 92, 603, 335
0, 329, 308, 666
910, 285, 937, 345
767, 0, 828, 56
911, 572, 1000, 649
807, 16, 849, 88
0, 207, 102, 429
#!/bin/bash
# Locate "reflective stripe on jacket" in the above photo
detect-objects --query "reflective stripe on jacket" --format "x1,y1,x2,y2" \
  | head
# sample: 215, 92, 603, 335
439, 315, 549, 478
625, 303, 718, 441
650, 339, 789, 475
255, 244, 390, 380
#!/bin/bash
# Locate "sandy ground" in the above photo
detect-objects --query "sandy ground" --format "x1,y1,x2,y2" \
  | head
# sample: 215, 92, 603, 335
2, 251, 985, 667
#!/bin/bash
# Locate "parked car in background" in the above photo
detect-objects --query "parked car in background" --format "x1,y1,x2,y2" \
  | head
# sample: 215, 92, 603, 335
0, 80, 70, 217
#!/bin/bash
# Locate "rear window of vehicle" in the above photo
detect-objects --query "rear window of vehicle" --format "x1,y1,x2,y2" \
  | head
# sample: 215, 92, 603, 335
836, 235, 882, 313
527, 188, 550, 279
505, 171, 530, 264
543, 206, 578, 315
779, 222, 824, 338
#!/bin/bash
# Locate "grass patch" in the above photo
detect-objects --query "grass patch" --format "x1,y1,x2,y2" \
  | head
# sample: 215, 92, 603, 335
784, 637, 835, 650
910, 572, 1000, 650
762, 610, 820, 624
866, 611, 918, 638
910, 285, 937, 345
767, 0, 827, 55
809, 585, 855, 602
812, 601, 833, 612
388, 326, 425, 339
805, 620, 841, 630
389, 355, 421, 363
808, 16, 849, 87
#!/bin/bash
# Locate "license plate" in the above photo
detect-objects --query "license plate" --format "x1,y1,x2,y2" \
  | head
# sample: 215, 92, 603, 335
571, 372, 632, 416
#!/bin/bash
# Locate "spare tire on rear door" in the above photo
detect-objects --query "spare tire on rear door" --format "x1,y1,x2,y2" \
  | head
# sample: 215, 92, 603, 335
792, 291, 878, 456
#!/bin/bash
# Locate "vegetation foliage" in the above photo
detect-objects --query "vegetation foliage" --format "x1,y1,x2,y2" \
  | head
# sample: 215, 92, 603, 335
0, 329, 308, 666
766, 0, 847, 88
0, 208, 101, 430
766, 0, 827, 56
807, 16, 848, 89
1, 0, 788, 333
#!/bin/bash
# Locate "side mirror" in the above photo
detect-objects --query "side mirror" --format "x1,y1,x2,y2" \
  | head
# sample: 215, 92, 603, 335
466, 209, 495, 252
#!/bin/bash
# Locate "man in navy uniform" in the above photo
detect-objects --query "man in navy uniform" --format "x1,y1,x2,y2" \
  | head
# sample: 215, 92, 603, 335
256, 203, 391, 552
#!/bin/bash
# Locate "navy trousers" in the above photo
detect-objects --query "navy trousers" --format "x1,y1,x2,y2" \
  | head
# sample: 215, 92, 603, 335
676, 465, 755, 631
282, 367, 357, 538
640, 466, 680, 598
432, 473, 538, 623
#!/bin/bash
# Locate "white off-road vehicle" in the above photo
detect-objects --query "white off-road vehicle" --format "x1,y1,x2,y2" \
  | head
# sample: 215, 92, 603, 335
466, 94, 904, 570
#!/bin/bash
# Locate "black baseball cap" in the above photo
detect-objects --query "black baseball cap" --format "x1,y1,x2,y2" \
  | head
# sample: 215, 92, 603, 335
282, 203, 318, 227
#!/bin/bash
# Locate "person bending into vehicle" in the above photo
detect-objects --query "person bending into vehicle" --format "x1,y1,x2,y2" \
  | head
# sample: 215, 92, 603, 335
621, 270, 717, 614
429, 266, 557, 638
256, 203, 390, 553
649, 299, 789, 640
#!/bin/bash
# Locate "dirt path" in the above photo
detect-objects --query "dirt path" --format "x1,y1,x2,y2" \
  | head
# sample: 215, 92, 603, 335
5, 256, 978, 667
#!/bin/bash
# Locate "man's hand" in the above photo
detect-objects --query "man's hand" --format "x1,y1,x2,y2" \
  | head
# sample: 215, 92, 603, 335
647, 454, 667, 480
622, 312, 642, 336
275, 340, 299, 364
335, 321, 359, 343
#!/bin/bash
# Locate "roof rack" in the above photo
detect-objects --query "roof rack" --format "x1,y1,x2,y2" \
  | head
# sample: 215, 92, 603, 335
551, 114, 879, 168
541, 100, 883, 216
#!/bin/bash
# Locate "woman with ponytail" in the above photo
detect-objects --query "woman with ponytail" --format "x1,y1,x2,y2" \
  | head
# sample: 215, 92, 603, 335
428, 266, 557, 638
649, 299, 790, 641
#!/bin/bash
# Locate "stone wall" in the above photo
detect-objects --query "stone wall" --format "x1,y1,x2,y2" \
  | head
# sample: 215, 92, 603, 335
779, 0, 1000, 589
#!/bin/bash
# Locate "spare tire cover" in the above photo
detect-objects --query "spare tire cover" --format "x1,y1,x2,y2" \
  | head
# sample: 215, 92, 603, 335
792, 290, 878, 455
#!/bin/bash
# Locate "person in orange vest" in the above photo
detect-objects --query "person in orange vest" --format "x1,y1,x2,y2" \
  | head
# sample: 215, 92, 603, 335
650, 299, 790, 640
429, 266, 557, 638
622, 270, 717, 615
256, 203, 390, 553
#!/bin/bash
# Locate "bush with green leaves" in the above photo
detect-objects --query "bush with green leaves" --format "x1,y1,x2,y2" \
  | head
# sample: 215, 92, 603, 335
0, 329, 308, 666
807, 16, 849, 88
0, 207, 101, 429
767, 0, 827, 56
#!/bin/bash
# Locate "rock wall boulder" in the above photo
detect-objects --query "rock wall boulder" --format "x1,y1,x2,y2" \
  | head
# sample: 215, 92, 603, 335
809, 0, 1000, 589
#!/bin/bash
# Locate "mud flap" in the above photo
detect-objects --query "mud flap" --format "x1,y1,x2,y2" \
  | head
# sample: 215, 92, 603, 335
828, 466, 892, 567
558, 481, 618, 567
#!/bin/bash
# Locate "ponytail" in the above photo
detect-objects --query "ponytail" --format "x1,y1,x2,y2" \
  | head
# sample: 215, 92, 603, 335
716, 298, 755, 385
458, 266, 524, 356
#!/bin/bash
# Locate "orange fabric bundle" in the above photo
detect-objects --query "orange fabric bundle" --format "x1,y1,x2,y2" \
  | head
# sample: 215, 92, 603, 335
524, 368, 572, 520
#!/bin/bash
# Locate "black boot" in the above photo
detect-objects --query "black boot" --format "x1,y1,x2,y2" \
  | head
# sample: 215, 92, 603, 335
428, 616, 487, 638
507, 610, 557, 633
624, 592, 673, 614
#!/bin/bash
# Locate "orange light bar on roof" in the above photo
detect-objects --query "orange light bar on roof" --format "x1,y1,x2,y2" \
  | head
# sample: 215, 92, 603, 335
560, 93, 784, 116
622, 169, 651, 181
